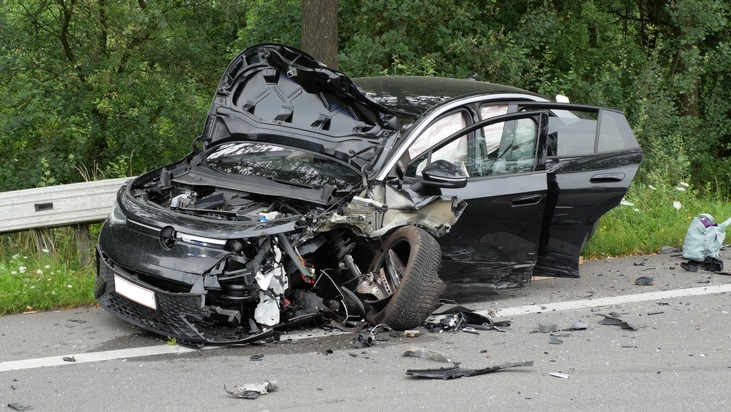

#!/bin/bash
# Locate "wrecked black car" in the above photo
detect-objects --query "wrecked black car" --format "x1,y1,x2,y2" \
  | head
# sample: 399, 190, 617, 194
95, 44, 642, 343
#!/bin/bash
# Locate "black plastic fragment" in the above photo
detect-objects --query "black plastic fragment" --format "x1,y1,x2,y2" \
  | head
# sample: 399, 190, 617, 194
598, 314, 638, 331
7, 403, 33, 411
682, 257, 724, 272
635, 276, 654, 286
406, 360, 534, 379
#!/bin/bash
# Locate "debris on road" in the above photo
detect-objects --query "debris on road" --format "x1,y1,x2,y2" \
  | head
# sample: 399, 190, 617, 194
351, 324, 392, 348
7, 403, 33, 411
62, 356, 76, 363
404, 330, 420, 338
635, 276, 654, 286
539, 320, 589, 333
549, 336, 564, 345
538, 322, 559, 333
425, 304, 509, 333
402, 346, 452, 363
249, 354, 264, 361
647, 310, 664, 316
598, 313, 638, 331
681, 257, 724, 272
224, 381, 278, 399
549, 372, 569, 379
406, 360, 534, 379
567, 320, 589, 330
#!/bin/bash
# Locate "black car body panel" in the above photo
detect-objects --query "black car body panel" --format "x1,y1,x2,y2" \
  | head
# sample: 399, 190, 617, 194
202, 44, 397, 169
95, 44, 642, 342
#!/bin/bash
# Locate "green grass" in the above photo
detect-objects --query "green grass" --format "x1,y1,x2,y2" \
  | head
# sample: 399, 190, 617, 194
0, 227, 98, 315
1, 181, 729, 315
584, 180, 731, 258
0, 252, 96, 314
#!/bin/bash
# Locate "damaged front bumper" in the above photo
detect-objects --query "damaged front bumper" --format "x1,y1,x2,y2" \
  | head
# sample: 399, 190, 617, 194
95, 249, 278, 344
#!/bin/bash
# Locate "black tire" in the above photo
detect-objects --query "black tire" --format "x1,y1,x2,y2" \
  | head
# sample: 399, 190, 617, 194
365, 226, 446, 329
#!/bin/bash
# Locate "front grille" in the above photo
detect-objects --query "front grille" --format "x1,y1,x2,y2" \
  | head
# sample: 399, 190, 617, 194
96, 248, 272, 344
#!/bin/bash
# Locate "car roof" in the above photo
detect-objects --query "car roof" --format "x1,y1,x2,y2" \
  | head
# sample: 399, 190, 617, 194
353, 76, 543, 119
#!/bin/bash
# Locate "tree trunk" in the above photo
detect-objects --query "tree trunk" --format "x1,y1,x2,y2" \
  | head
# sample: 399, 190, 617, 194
301, 0, 339, 69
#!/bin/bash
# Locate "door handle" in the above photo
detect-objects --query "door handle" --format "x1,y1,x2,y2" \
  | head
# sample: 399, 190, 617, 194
590, 172, 625, 183
512, 194, 542, 206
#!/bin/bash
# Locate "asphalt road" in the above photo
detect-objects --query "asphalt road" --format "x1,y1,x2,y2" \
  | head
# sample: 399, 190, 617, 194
2, 250, 731, 411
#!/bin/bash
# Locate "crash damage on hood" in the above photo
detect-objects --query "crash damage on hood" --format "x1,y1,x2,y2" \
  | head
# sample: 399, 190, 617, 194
95, 44, 467, 344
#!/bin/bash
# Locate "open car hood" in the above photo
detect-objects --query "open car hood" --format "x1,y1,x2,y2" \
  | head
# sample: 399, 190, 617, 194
200, 44, 398, 168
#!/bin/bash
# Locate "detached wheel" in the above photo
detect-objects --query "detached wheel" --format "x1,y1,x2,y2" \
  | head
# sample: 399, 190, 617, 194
365, 226, 446, 329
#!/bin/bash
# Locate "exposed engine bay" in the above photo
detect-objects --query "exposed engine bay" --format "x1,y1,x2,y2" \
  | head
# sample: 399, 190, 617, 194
94, 160, 460, 343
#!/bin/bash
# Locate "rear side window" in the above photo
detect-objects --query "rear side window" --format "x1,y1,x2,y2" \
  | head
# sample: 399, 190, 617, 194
597, 110, 639, 152
547, 110, 597, 156
545, 108, 637, 157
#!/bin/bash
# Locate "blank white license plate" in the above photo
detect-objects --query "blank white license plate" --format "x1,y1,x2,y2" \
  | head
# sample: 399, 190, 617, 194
114, 274, 157, 310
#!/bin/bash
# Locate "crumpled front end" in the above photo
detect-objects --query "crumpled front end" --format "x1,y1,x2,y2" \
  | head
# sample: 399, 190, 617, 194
95, 175, 464, 344
94, 174, 331, 343
96, 250, 276, 344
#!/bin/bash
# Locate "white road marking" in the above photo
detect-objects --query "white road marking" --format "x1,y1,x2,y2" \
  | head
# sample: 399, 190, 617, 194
0, 328, 339, 372
0, 345, 198, 372
485, 283, 731, 318
2, 284, 730, 372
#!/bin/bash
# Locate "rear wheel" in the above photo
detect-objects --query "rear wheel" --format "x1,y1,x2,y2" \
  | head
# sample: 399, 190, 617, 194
365, 226, 445, 329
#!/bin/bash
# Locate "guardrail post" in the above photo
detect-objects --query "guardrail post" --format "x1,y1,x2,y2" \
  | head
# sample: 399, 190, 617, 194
74, 224, 92, 267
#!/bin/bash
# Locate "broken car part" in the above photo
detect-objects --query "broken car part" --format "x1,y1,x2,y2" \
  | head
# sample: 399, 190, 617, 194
351, 323, 393, 348
598, 314, 638, 331
224, 381, 278, 399
634, 276, 654, 286
406, 360, 534, 379
425, 304, 508, 333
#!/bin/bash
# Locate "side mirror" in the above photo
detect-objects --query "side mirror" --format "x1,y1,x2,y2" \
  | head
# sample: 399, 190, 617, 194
412, 160, 468, 193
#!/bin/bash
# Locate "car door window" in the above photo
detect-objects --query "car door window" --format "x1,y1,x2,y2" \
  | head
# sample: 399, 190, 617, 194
404, 111, 468, 177
597, 110, 640, 152
406, 115, 538, 178
545, 110, 598, 156
489, 118, 538, 176
479, 105, 509, 156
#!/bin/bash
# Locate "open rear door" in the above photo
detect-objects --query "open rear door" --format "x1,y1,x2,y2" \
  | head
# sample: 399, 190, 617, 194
520, 103, 643, 277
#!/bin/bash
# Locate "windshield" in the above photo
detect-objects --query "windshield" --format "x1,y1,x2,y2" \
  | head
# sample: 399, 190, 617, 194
205, 143, 362, 191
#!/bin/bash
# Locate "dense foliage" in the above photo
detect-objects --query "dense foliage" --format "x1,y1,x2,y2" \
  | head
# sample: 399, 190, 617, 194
2, 0, 730, 197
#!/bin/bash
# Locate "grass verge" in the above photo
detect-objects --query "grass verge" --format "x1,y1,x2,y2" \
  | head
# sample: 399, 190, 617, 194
584, 180, 731, 257
0, 252, 96, 314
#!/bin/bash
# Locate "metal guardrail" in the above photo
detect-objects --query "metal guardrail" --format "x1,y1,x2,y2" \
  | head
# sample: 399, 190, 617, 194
0, 177, 130, 234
